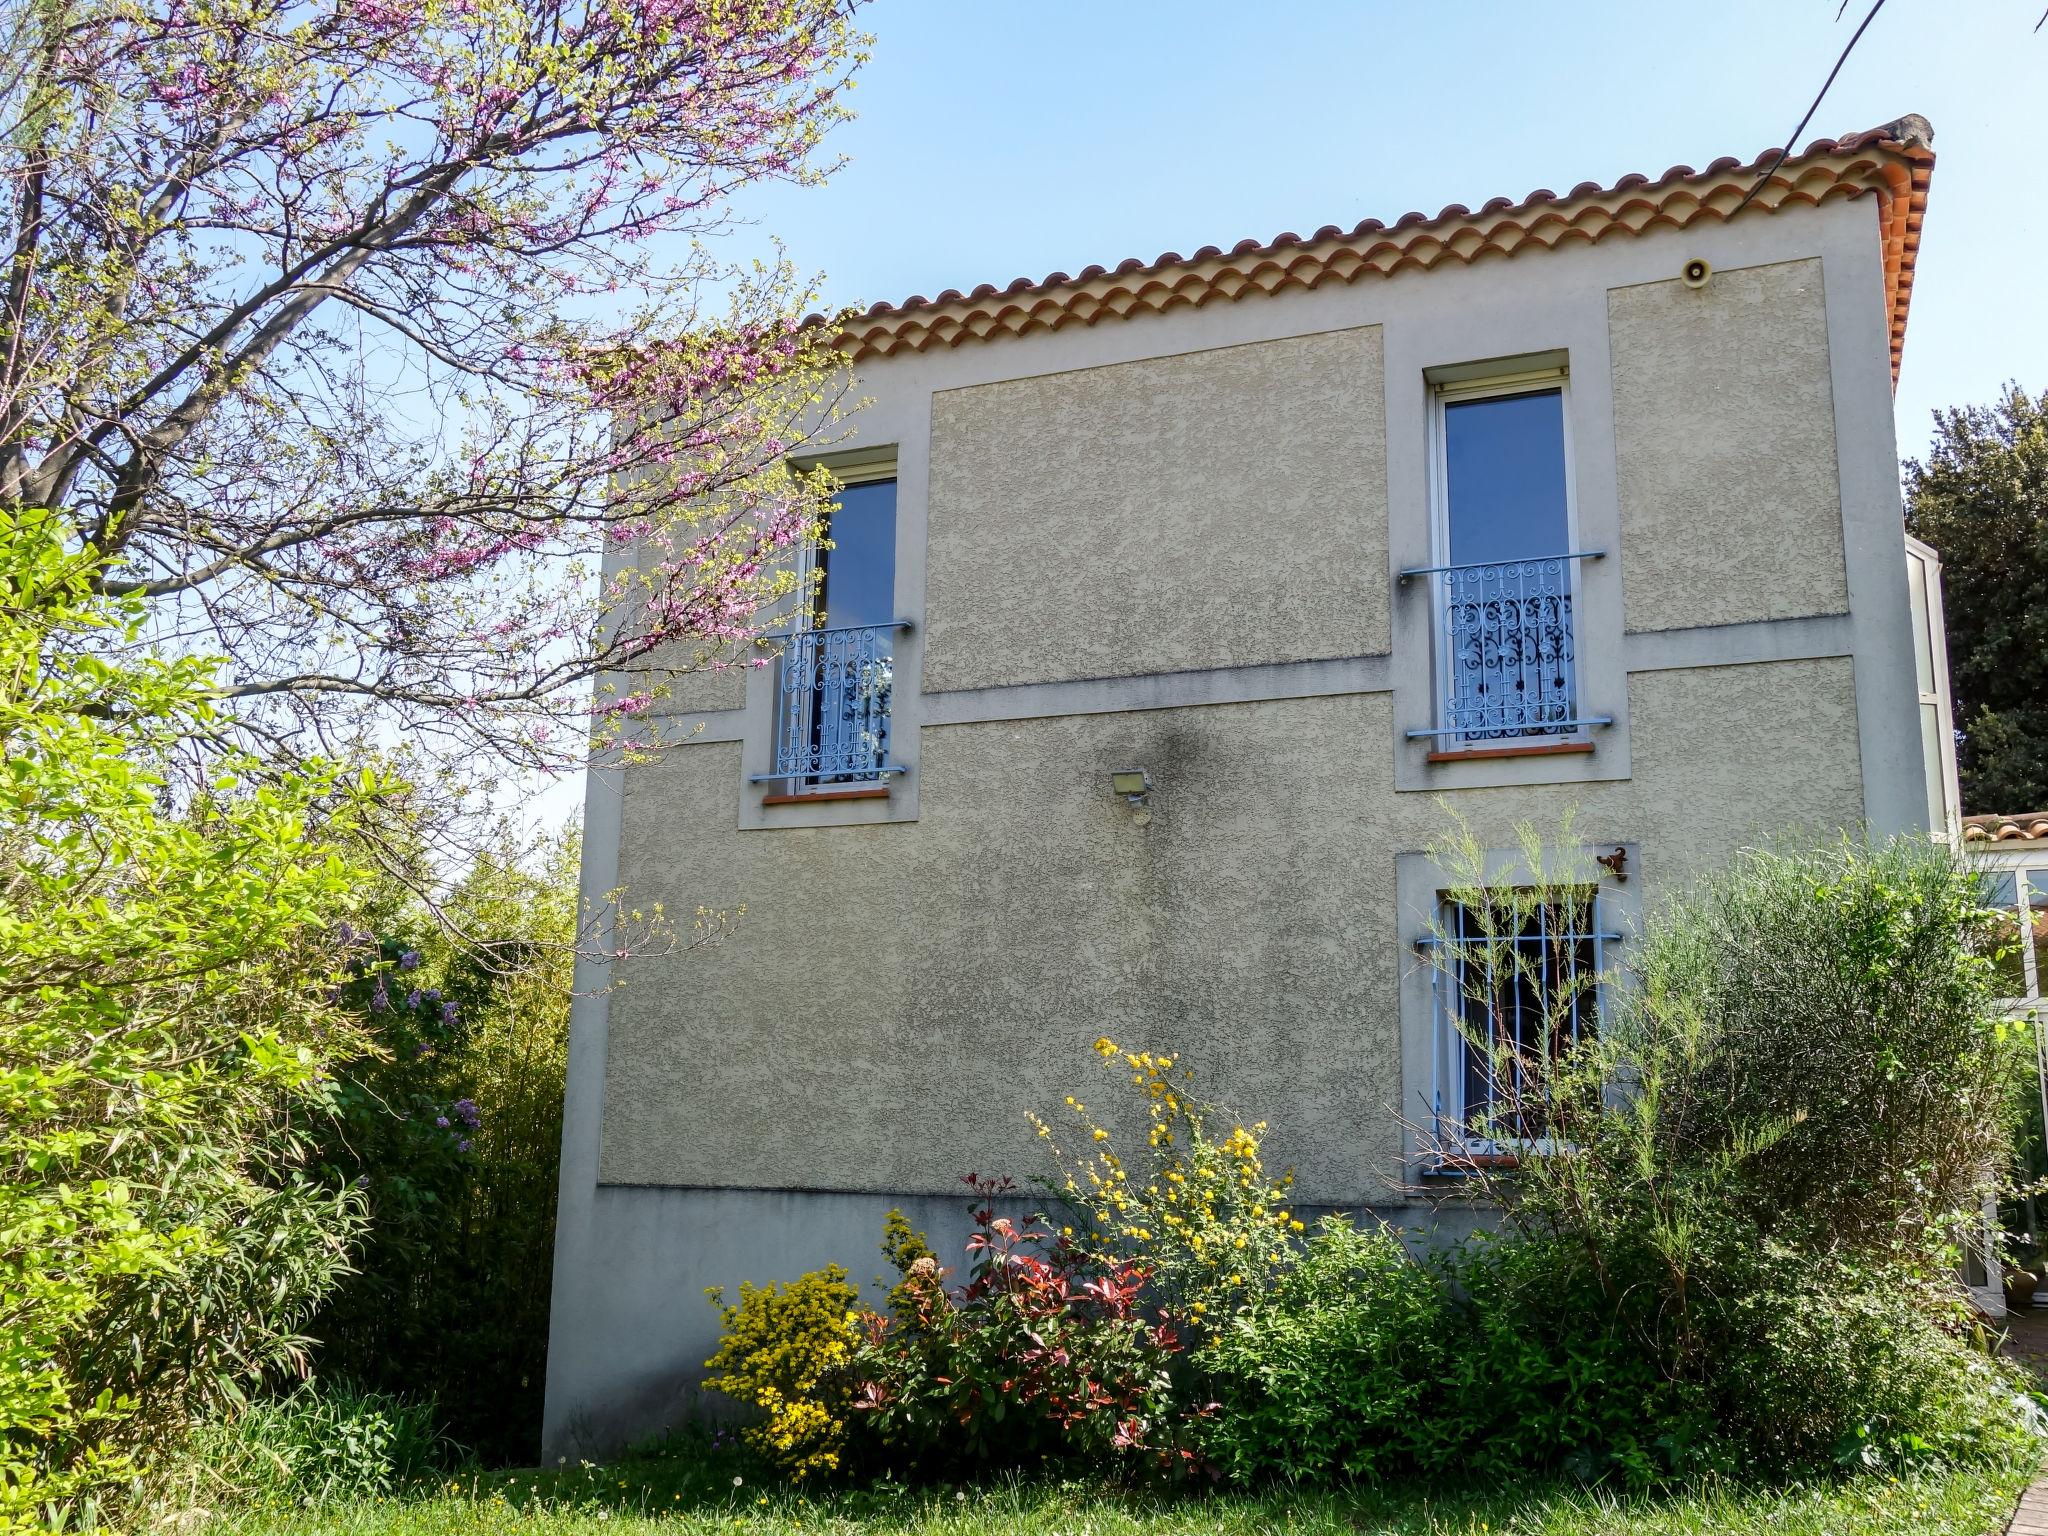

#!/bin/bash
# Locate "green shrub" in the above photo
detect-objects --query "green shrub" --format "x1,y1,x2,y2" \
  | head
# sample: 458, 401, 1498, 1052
161, 1383, 445, 1510
849, 1183, 1191, 1479
1612, 835, 2017, 1256
1196, 1217, 1452, 1484
694, 830, 2042, 1491
703, 1266, 863, 1480
1424, 821, 2040, 1483
307, 829, 578, 1466
1, 511, 381, 1529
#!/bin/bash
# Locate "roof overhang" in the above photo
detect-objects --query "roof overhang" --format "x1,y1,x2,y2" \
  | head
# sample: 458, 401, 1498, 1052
826, 117, 1934, 389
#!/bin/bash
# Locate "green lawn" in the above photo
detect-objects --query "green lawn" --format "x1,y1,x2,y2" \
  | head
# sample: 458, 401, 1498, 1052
189, 1444, 2040, 1536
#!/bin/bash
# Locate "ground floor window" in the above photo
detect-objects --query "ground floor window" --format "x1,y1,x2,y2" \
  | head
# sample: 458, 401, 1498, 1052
1420, 889, 1617, 1161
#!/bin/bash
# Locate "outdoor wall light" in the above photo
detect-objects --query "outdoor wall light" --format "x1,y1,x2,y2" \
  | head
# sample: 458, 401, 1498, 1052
1110, 769, 1153, 827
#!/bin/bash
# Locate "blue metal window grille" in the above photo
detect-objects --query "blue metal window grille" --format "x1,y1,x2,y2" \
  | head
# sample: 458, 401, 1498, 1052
750, 621, 909, 788
1416, 892, 1619, 1163
1403, 552, 1611, 742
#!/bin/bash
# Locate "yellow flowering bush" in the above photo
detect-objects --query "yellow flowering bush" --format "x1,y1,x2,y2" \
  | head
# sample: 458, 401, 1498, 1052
1031, 1039, 1306, 1326
702, 1266, 864, 1480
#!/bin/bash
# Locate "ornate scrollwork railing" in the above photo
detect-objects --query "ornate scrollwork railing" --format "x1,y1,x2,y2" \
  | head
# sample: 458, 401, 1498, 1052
1402, 552, 1609, 743
753, 621, 908, 787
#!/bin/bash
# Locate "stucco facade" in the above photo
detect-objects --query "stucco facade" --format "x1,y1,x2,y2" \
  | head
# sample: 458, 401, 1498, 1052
545, 124, 1945, 1460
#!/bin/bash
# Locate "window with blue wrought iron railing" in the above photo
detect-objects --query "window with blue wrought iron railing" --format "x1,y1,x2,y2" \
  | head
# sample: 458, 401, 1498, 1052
751, 476, 909, 796
1407, 375, 1610, 754
1417, 888, 1618, 1167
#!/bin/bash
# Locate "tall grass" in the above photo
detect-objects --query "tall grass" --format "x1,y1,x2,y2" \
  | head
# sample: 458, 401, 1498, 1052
157, 1383, 450, 1512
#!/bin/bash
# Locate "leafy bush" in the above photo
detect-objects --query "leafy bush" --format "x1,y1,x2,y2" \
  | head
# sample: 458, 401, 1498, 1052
159, 1383, 445, 1510
1610, 835, 2017, 1256
1196, 1217, 1452, 1484
703, 1266, 862, 1480
849, 1181, 1192, 1478
1034, 1042, 1305, 1328
1424, 822, 2038, 1482
1, 512, 380, 1528
699, 829, 2039, 1491
307, 830, 578, 1465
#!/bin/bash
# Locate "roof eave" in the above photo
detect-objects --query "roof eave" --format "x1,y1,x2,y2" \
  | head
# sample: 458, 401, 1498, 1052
825, 118, 1935, 390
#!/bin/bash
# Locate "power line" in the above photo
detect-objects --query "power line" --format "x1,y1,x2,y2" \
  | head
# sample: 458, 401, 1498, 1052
1734, 0, 1890, 217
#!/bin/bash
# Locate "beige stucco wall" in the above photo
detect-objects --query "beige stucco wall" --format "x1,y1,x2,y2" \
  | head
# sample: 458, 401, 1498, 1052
600, 654, 1862, 1206
1608, 258, 1848, 634
921, 328, 1390, 692
647, 642, 753, 715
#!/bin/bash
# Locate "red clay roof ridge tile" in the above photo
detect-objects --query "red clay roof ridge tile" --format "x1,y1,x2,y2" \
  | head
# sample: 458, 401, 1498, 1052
1963, 812, 2048, 845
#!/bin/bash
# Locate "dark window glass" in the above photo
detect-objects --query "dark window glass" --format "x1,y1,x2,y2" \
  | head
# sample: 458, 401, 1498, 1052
820, 479, 896, 629
1442, 892, 1599, 1141
1444, 389, 1569, 565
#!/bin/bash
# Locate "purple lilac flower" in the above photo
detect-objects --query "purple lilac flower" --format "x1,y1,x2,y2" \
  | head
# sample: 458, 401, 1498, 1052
435, 1116, 451, 1128
406, 989, 422, 1010
370, 977, 390, 1013
423, 989, 441, 1004
452, 1098, 482, 1130
457, 1139, 472, 1154
399, 950, 421, 972
442, 1002, 458, 1025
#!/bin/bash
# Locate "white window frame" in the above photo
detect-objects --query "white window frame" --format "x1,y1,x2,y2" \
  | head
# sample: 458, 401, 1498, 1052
1985, 859, 2048, 1012
1425, 367, 1588, 748
1905, 536, 1962, 842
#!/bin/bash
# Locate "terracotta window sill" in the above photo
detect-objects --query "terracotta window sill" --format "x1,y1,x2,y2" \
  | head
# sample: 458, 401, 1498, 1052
760, 785, 892, 807
1422, 1153, 1522, 1177
1427, 740, 1595, 765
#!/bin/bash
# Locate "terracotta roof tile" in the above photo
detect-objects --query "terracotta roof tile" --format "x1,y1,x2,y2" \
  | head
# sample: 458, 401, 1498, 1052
1963, 812, 2048, 845
824, 116, 1935, 387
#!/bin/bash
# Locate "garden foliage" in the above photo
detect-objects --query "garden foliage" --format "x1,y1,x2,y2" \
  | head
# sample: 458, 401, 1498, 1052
0, 512, 383, 1528
850, 1178, 1191, 1477
1194, 1217, 1452, 1485
307, 833, 580, 1467
702, 1267, 863, 1481
153, 1382, 444, 1510
703, 827, 2042, 1490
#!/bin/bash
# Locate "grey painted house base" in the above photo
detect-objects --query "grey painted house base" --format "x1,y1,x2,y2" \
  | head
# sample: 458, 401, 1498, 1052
540, 1184, 1487, 1462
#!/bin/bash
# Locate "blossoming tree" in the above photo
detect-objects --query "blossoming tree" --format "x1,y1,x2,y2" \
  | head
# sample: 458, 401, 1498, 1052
0, 0, 866, 774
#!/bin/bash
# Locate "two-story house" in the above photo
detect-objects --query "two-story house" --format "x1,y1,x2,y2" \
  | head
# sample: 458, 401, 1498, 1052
543, 117, 1952, 1460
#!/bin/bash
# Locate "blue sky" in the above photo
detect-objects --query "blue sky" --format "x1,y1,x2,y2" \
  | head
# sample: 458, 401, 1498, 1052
727, 0, 2046, 458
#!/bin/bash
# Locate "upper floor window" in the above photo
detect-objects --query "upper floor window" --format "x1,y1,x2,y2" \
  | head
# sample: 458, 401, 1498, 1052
1407, 373, 1606, 749
758, 475, 906, 793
